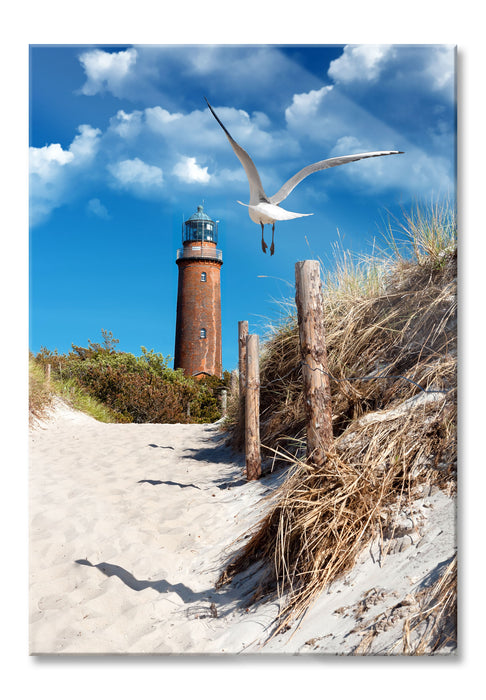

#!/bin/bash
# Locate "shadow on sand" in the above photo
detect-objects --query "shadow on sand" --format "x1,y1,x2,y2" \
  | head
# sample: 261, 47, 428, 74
137, 479, 201, 489
75, 559, 198, 601
74, 558, 269, 624
148, 444, 174, 450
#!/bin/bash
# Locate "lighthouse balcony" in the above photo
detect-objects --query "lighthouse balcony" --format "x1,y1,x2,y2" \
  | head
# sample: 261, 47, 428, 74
176, 246, 223, 262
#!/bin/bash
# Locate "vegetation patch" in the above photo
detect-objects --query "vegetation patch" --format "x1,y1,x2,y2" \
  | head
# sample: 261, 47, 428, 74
29, 358, 54, 426
221, 203, 457, 651
32, 330, 227, 425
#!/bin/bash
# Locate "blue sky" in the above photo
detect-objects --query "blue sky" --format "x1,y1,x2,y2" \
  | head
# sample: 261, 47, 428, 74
29, 44, 456, 371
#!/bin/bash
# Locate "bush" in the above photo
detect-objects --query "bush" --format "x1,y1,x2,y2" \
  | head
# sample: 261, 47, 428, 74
33, 332, 225, 424
72, 360, 197, 423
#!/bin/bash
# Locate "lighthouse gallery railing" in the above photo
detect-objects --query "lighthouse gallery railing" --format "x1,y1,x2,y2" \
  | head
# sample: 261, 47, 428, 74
176, 246, 223, 261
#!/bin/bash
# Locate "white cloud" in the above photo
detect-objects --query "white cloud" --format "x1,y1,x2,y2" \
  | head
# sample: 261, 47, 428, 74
74, 45, 323, 116
251, 111, 271, 129
29, 143, 74, 178
285, 95, 452, 197
205, 105, 294, 159
173, 156, 210, 184
108, 103, 295, 172
328, 44, 454, 100
107, 157, 164, 192
398, 45, 455, 98
109, 110, 144, 139
68, 124, 101, 161
145, 106, 183, 130
29, 125, 101, 227
214, 167, 247, 184
29, 125, 100, 176
78, 48, 138, 97
331, 136, 366, 155
285, 86, 333, 126
285, 84, 396, 149
423, 45, 455, 92
282, 45, 455, 199
329, 136, 453, 195
328, 45, 394, 83
87, 198, 110, 219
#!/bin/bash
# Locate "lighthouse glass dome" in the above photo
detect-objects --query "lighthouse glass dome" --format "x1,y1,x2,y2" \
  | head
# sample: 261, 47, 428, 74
183, 205, 218, 244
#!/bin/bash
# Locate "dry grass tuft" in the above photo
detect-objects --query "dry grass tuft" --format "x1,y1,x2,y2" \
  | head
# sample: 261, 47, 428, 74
400, 554, 457, 654
227, 204, 456, 459
219, 393, 456, 631
221, 203, 457, 643
29, 358, 53, 426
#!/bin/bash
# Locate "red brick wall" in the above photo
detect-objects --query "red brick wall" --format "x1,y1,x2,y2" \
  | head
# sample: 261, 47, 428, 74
174, 250, 222, 378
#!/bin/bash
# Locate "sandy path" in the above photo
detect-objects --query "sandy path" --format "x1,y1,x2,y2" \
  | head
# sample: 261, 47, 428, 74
29, 401, 282, 654
29, 400, 456, 655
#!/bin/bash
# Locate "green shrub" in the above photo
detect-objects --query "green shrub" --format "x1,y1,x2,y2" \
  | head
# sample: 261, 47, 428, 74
33, 332, 225, 424
72, 360, 197, 423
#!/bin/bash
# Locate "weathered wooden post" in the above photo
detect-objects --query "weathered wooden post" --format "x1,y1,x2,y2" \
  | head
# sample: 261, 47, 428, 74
245, 333, 261, 481
45, 363, 51, 384
238, 320, 249, 429
295, 260, 333, 466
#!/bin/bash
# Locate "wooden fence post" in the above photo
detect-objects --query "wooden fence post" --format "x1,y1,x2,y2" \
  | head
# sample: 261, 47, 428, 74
245, 333, 261, 481
45, 363, 51, 384
238, 320, 249, 429
295, 260, 333, 466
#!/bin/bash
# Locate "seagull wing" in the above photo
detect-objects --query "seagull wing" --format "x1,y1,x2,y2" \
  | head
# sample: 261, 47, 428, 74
269, 151, 404, 205
205, 98, 268, 205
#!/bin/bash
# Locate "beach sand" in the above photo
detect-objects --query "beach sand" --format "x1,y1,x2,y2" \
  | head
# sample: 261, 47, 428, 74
29, 399, 456, 655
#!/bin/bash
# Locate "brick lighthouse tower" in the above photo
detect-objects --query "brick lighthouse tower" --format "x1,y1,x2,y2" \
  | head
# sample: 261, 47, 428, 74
174, 204, 223, 378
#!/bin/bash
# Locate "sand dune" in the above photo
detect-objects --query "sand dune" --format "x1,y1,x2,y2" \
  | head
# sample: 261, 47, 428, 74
29, 400, 455, 654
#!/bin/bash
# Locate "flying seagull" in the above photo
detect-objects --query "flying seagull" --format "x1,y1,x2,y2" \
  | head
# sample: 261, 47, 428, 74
205, 97, 403, 255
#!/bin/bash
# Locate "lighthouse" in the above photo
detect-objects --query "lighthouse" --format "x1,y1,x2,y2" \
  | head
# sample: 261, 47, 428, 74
174, 204, 223, 379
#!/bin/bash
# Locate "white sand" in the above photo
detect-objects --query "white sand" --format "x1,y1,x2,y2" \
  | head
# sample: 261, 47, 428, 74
29, 399, 456, 655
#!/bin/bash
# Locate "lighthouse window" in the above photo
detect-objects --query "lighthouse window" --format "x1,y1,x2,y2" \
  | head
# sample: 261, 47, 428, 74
200, 328, 207, 339
201, 272, 207, 282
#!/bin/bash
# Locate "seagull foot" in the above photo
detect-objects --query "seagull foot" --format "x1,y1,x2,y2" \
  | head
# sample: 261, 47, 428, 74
261, 240, 268, 254
270, 242, 275, 256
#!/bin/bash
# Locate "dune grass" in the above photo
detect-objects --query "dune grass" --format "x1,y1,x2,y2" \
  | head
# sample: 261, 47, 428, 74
29, 359, 54, 426
221, 202, 457, 652
401, 553, 457, 654
50, 376, 125, 423
29, 358, 122, 425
